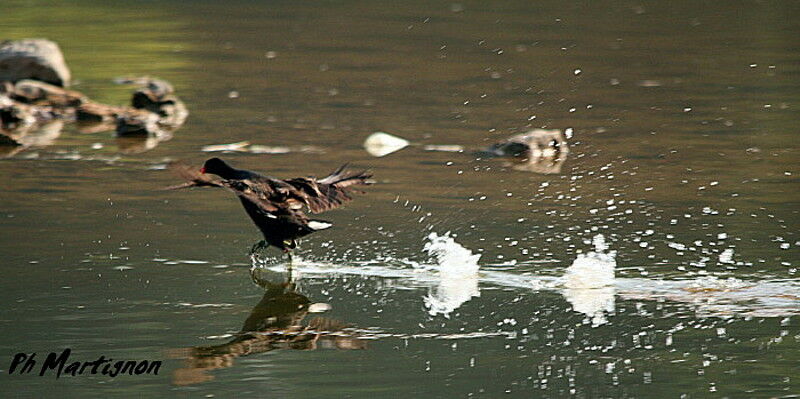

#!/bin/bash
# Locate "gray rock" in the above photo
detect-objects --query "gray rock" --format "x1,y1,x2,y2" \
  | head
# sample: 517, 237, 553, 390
130, 78, 187, 128
10, 79, 84, 106
486, 129, 569, 159
0, 39, 71, 87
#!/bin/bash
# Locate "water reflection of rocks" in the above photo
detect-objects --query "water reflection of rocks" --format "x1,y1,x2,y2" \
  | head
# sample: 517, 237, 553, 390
170, 268, 365, 386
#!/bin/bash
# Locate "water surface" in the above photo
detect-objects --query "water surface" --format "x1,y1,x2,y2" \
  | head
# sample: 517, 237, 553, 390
1, 0, 798, 397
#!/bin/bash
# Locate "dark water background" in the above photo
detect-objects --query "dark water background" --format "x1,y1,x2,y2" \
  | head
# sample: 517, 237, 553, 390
1, 1, 798, 397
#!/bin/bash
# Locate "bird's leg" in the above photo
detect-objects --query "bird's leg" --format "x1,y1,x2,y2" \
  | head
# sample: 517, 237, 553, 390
284, 248, 294, 278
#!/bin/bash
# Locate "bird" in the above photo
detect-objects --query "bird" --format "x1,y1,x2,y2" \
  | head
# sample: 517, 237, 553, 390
167, 157, 372, 261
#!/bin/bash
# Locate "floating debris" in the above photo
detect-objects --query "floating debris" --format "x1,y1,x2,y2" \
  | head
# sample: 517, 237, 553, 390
201, 142, 324, 154
247, 145, 291, 154
308, 303, 332, 313
201, 141, 250, 152
423, 144, 464, 152
637, 80, 663, 87
363, 131, 409, 157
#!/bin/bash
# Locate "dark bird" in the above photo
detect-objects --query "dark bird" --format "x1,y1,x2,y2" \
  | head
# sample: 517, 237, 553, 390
168, 157, 372, 260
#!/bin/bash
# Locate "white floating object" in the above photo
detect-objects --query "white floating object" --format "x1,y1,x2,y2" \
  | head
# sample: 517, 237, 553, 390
308, 303, 332, 313
201, 141, 250, 152
248, 145, 290, 154
363, 132, 409, 157
424, 144, 464, 152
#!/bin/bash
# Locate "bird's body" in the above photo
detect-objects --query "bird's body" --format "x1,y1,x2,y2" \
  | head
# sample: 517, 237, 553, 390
169, 158, 372, 255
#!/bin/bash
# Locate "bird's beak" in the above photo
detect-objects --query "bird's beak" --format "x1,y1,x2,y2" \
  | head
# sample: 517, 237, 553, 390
199, 167, 206, 174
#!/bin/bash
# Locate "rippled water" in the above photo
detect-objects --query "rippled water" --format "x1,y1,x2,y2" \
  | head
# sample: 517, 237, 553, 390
1, 0, 798, 397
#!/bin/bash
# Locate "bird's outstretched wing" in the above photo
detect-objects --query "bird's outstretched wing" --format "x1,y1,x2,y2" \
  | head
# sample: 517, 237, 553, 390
165, 162, 371, 214
284, 165, 373, 213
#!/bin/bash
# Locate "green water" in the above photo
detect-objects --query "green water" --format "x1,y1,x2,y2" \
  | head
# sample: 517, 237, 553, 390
1, 1, 798, 397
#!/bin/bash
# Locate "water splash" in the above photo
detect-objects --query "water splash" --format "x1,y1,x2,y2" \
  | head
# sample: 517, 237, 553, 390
422, 232, 481, 317
560, 234, 617, 326
241, 231, 799, 319
562, 234, 616, 289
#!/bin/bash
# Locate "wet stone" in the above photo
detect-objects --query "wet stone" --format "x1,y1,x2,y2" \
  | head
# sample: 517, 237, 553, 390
9, 79, 85, 107
486, 129, 569, 159
0, 39, 71, 87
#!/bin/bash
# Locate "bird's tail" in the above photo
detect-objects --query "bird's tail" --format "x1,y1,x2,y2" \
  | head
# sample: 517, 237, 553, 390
302, 165, 373, 213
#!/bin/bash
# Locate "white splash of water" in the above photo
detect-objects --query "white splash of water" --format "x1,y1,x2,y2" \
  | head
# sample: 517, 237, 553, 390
560, 234, 617, 326
562, 234, 616, 289
422, 232, 482, 317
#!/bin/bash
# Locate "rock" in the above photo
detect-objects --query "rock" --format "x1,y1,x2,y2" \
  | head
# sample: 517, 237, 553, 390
486, 129, 569, 159
132, 78, 174, 102
10, 79, 84, 107
76, 101, 125, 123
130, 78, 187, 128
483, 129, 570, 174
0, 39, 71, 87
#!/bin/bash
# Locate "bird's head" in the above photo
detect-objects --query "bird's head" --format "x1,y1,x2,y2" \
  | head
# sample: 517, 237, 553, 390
200, 157, 232, 177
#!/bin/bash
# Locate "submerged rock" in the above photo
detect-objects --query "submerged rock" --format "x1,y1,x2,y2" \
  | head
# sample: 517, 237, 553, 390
129, 78, 187, 129
0, 39, 71, 87
7, 79, 84, 107
484, 129, 570, 174
487, 129, 569, 159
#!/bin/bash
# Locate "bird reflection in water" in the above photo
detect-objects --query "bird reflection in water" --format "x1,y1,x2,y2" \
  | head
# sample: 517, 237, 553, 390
170, 268, 365, 386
